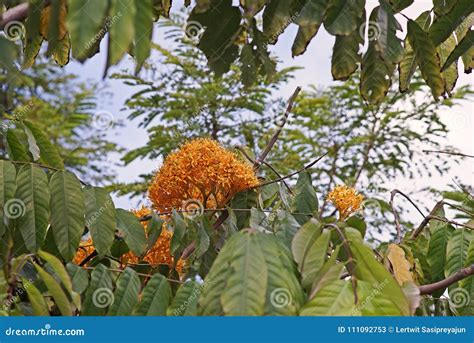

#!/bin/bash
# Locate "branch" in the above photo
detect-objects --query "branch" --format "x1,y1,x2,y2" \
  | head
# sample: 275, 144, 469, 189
0, 3, 29, 29
251, 152, 327, 189
419, 264, 474, 295
254, 86, 301, 169
422, 150, 474, 159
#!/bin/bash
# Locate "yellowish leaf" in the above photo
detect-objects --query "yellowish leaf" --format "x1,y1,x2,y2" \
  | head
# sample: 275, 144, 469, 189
387, 244, 414, 285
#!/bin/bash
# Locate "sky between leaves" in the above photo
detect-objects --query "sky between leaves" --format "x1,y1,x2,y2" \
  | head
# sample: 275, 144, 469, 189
64, 0, 473, 216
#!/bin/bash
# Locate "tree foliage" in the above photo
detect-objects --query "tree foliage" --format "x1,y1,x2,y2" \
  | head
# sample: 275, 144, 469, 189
0, 0, 473, 102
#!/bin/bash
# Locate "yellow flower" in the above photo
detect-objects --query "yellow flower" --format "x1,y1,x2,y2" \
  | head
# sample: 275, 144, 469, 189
148, 138, 259, 213
327, 185, 364, 220
121, 207, 186, 274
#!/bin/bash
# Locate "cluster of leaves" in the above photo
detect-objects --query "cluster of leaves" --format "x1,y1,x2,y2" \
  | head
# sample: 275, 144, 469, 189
0, 128, 472, 315
1, 0, 473, 102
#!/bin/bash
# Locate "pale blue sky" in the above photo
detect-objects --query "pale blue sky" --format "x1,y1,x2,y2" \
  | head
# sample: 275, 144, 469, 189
64, 1, 473, 214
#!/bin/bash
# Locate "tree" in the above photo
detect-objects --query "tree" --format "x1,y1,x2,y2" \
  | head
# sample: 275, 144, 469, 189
0, 58, 121, 184
0, 0, 472, 103
111, 17, 296, 196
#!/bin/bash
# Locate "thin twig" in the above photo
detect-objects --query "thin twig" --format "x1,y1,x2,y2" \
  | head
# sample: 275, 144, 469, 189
419, 264, 474, 295
389, 190, 402, 243
251, 152, 327, 189
236, 145, 293, 195
422, 150, 474, 158
254, 87, 301, 169
82, 266, 182, 284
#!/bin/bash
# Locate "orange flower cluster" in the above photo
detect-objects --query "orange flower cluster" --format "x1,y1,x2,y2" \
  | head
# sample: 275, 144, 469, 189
73, 208, 185, 274
327, 185, 364, 220
148, 138, 259, 213
72, 237, 94, 265
121, 207, 186, 273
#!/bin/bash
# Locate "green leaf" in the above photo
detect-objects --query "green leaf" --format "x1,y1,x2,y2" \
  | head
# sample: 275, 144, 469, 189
407, 20, 445, 99
67, 0, 110, 61
445, 229, 472, 281
240, 44, 259, 87
310, 246, 343, 296
323, 0, 365, 36
291, 219, 322, 268
133, 0, 153, 73
6, 129, 31, 162
360, 41, 395, 103
221, 232, 267, 315
0, 160, 16, 236
134, 274, 171, 316
84, 187, 116, 257
49, 171, 85, 261
375, 1, 404, 64
458, 240, 474, 315
146, 212, 164, 251
301, 230, 331, 290
230, 190, 257, 228
82, 264, 114, 315
33, 262, 73, 316
52, 34, 71, 66
167, 281, 201, 316
274, 210, 301, 247
441, 30, 474, 72
106, 0, 136, 71
293, 171, 318, 224
66, 263, 89, 294
38, 250, 73, 295
331, 21, 363, 80
388, 0, 413, 12
116, 209, 147, 256
170, 210, 186, 255
189, 1, 241, 75
429, 0, 474, 46
23, 125, 40, 161
300, 280, 357, 315
437, 33, 458, 94
22, 278, 49, 316
22, 0, 43, 69
107, 267, 140, 316
292, 0, 328, 57
241, 0, 267, 18
16, 165, 50, 252
433, 0, 457, 16
398, 11, 431, 92
345, 228, 410, 315
427, 224, 454, 286
23, 120, 64, 169
262, 0, 295, 44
